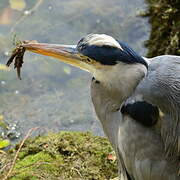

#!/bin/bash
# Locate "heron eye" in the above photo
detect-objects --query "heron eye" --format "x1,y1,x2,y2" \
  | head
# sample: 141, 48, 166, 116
87, 58, 92, 63
81, 57, 94, 64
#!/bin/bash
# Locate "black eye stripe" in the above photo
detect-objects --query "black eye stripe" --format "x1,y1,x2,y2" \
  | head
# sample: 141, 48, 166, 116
78, 44, 86, 51
77, 37, 148, 69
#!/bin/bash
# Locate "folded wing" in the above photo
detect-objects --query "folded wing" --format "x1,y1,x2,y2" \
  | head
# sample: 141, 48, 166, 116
136, 55, 180, 159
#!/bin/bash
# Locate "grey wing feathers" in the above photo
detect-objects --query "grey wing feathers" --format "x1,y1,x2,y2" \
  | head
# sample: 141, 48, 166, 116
136, 55, 180, 160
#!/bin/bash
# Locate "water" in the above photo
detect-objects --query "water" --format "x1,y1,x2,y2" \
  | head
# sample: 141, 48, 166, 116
0, 0, 150, 140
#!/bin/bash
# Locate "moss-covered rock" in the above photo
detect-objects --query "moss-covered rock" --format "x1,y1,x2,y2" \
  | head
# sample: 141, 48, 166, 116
0, 131, 118, 180
144, 0, 180, 57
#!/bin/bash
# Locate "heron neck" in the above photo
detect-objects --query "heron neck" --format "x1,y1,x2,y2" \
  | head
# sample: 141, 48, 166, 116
91, 63, 147, 148
93, 62, 147, 104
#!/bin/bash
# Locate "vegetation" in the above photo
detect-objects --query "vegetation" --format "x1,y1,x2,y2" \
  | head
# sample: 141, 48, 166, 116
0, 131, 117, 180
145, 0, 180, 57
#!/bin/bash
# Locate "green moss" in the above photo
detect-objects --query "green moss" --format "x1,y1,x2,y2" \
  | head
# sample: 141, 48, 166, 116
10, 151, 60, 180
0, 139, 10, 149
144, 0, 180, 57
1, 132, 117, 180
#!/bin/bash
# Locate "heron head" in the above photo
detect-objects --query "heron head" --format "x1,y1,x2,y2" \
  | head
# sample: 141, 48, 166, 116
22, 34, 148, 100
76, 34, 148, 68
23, 34, 148, 79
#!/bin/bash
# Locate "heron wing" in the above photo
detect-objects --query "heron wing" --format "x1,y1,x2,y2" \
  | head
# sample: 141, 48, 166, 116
136, 55, 180, 159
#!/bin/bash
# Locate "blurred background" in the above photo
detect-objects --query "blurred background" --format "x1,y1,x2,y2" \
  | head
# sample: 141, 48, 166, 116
0, 0, 150, 143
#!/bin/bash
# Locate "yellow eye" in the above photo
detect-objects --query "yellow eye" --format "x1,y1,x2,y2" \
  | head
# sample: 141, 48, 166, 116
82, 57, 93, 64
86, 58, 92, 63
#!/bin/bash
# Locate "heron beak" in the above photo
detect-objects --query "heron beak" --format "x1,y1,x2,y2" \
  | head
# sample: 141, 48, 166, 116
22, 42, 87, 70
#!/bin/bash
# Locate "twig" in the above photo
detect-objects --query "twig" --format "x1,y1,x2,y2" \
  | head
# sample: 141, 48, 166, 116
2, 127, 39, 180
31, 172, 47, 180
71, 167, 82, 177
0, 162, 11, 174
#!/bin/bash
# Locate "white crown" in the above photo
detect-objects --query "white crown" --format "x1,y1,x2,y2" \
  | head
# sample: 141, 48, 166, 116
85, 34, 123, 50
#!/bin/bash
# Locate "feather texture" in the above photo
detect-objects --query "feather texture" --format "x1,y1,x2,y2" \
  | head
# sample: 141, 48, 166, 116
136, 55, 180, 159
91, 55, 180, 179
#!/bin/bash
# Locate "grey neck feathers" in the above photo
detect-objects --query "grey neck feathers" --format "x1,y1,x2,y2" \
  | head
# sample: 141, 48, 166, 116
93, 62, 147, 106
91, 62, 147, 147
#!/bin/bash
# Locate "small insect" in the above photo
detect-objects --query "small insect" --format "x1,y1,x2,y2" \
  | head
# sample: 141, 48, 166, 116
6, 43, 26, 80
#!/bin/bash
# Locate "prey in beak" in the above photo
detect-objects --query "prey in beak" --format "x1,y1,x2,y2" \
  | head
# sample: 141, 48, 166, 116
6, 41, 95, 79
8, 34, 138, 79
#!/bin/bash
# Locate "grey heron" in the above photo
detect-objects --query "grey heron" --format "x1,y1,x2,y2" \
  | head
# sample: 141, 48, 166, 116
17, 34, 179, 180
